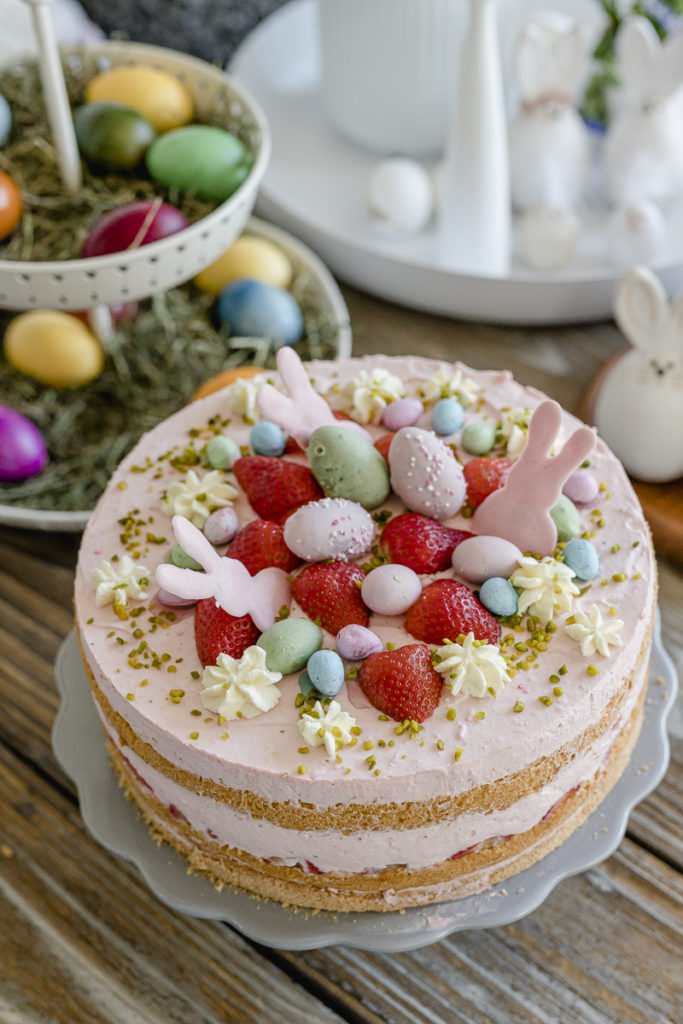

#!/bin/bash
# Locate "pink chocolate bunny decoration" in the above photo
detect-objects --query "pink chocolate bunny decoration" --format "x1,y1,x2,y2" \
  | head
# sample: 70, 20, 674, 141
472, 401, 595, 555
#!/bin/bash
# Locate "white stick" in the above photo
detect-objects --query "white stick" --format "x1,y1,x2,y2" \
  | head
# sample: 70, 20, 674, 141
24, 0, 82, 194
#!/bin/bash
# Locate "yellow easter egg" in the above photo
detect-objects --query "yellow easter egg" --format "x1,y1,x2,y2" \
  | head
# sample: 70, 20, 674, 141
86, 66, 194, 134
191, 365, 265, 401
4, 311, 104, 388
194, 236, 293, 296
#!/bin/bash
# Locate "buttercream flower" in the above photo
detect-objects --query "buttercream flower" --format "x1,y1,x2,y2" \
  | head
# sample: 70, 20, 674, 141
161, 469, 237, 528
201, 646, 282, 720
419, 366, 479, 407
433, 633, 509, 697
565, 604, 624, 657
91, 555, 150, 614
298, 700, 357, 758
511, 556, 579, 623
226, 375, 265, 423
343, 368, 404, 424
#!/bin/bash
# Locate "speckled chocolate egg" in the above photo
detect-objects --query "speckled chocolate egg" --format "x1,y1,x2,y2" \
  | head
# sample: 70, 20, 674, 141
194, 236, 293, 296
307, 426, 390, 510
388, 426, 466, 521
284, 498, 375, 561
82, 200, 188, 258
74, 102, 156, 171
0, 405, 47, 481
86, 65, 193, 134
146, 125, 253, 201
4, 311, 104, 389
0, 170, 22, 241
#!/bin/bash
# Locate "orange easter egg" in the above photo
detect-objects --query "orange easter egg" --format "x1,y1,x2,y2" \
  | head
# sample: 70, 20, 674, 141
0, 170, 22, 241
191, 366, 265, 401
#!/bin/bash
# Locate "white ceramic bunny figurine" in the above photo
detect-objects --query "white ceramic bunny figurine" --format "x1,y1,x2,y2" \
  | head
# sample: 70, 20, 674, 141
593, 266, 683, 482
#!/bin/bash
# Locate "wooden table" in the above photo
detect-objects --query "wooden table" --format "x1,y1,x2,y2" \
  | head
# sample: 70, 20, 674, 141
1, 288, 681, 1024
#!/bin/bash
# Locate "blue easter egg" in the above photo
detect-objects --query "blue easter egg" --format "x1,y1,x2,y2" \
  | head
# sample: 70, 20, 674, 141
563, 538, 600, 581
307, 649, 345, 698
0, 93, 11, 146
431, 397, 464, 436
216, 279, 303, 346
251, 419, 286, 456
479, 577, 518, 617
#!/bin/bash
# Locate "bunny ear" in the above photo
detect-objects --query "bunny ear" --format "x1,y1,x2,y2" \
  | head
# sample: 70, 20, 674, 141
614, 266, 669, 354
155, 563, 216, 601
256, 382, 294, 426
522, 401, 563, 460
171, 515, 221, 573
669, 285, 683, 350
276, 345, 312, 396
516, 23, 552, 103
617, 17, 660, 98
550, 425, 596, 485
554, 22, 587, 94
659, 30, 683, 102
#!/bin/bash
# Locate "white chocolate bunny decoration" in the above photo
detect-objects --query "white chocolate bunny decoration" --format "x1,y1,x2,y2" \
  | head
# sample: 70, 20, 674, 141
593, 266, 683, 483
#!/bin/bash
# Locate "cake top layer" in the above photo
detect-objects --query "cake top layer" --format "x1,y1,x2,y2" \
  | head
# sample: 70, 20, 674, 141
75, 355, 655, 808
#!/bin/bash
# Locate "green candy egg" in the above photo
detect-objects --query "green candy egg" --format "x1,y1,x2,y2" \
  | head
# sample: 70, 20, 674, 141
550, 493, 581, 542
461, 421, 495, 455
146, 125, 253, 201
307, 426, 390, 510
257, 618, 323, 675
73, 102, 156, 171
169, 543, 203, 571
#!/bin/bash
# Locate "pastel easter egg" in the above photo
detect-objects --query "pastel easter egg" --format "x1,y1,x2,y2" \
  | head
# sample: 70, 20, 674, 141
216, 279, 303, 346
336, 624, 383, 661
86, 65, 193, 134
206, 434, 241, 470
452, 535, 523, 584
461, 421, 495, 456
251, 420, 286, 457
367, 158, 433, 234
307, 649, 345, 697
194, 236, 293, 296
203, 506, 240, 546
308, 426, 390, 510
550, 494, 580, 542
170, 543, 203, 571
192, 365, 264, 402
4, 311, 104, 388
157, 588, 196, 608
146, 125, 253, 201
73, 102, 156, 171
361, 563, 422, 616
382, 397, 423, 431
0, 405, 47, 482
299, 670, 315, 698
388, 426, 466, 521
258, 618, 323, 675
284, 497, 375, 561
0, 93, 11, 146
562, 538, 599, 581
0, 169, 22, 241
81, 201, 188, 258
479, 577, 518, 617
563, 469, 599, 506
431, 398, 464, 436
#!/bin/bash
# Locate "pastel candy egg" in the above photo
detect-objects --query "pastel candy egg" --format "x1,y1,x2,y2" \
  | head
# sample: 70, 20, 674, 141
479, 577, 518, 617
563, 538, 599, 581
146, 125, 253, 201
299, 670, 315, 698
157, 588, 196, 608
74, 102, 156, 170
251, 420, 286, 457
258, 618, 323, 675
217, 279, 303, 346
307, 649, 345, 697
452, 535, 523, 584
461, 421, 495, 456
0, 405, 47, 482
170, 543, 203, 571
431, 397, 464, 436
0, 93, 11, 146
336, 624, 383, 661
203, 506, 239, 545
388, 426, 466, 521
308, 426, 390, 510
86, 65, 193, 134
550, 494, 580, 542
382, 397, 423, 431
206, 434, 241, 470
194, 236, 293, 296
4, 311, 104, 388
563, 469, 599, 506
284, 497, 375, 561
367, 158, 434, 234
361, 563, 422, 616
0, 170, 22, 242
81, 201, 188, 258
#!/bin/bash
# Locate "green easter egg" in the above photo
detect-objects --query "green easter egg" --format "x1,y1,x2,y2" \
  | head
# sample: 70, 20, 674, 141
146, 125, 253, 201
550, 493, 581, 542
461, 421, 495, 455
257, 618, 323, 675
73, 102, 156, 171
307, 426, 390, 510
170, 543, 203, 571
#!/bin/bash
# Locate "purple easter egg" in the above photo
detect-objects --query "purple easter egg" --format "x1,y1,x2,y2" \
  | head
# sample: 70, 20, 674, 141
0, 404, 48, 481
563, 469, 599, 506
336, 624, 383, 661
382, 397, 424, 431
203, 506, 239, 546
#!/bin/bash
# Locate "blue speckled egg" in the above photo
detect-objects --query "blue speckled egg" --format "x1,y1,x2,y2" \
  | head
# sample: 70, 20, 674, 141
479, 577, 518, 617
251, 420, 286, 456
307, 649, 345, 698
0, 93, 11, 146
431, 397, 464, 436
216, 279, 303, 346
563, 538, 600, 581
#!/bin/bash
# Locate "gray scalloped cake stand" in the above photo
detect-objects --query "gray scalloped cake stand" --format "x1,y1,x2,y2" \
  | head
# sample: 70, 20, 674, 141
52, 614, 677, 952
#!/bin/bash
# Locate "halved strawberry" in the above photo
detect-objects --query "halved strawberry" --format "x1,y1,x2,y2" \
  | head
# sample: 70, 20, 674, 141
358, 643, 443, 722
291, 562, 368, 634
374, 432, 396, 464
405, 579, 501, 645
227, 519, 300, 575
194, 597, 260, 667
380, 513, 473, 574
233, 455, 323, 524
463, 456, 510, 510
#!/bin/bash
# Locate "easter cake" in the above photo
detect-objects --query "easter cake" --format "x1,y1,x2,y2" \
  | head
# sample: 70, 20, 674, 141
74, 352, 656, 911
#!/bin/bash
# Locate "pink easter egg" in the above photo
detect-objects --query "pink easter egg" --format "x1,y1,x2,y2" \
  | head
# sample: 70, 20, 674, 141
81, 200, 189, 258
0, 404, 48, 482
284, 497, 374, 561
361, 563, 422, 616
452, 535, 523, 584
382, 397, 424, 431
562, 469, 599, 506
336, 624, 383, 661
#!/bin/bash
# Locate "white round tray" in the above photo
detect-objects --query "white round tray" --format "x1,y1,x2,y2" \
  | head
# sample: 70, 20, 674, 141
0, 39, 270, 310
0, 215, 352, 532
230, 0, 683, 325
52, 612, 676, 952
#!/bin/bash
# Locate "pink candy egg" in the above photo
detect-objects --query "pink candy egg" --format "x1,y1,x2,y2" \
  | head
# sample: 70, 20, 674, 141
81, 200, 189, 258
336, 624, 383, 661
284, 498, 375, 562
0, 404, 48, 482
382, 397, 423, 431
361, 563, 422, 616
563, 469, 599, 506
452, 535, 523, 584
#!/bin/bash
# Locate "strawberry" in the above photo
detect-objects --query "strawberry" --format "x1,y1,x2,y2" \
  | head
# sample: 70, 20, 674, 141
233, 455, 323, 524
194, 598, 260, 667
374, 432, 396, 463
380, 513, 473, 574
227, 519, 300, 575
291, 562, 369, 634
405, 579, 501, 645
358, 643, 443, 722
463, 456, 510, 510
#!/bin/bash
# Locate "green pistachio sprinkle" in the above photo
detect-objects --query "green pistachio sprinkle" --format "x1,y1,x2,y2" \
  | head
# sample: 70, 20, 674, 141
454, 748, 463, 761
446, 708, 456, 721
475, 711, 485, 720
190, 731, 199, 740
513, 701, 524, 713
190, 709, 201, 716
587, 665, 599, 676
437, 739, 444, 751
553, 686, 564, 697
539, 695, 553, 706
549, 674, 559, 683
559, 665, 568, 675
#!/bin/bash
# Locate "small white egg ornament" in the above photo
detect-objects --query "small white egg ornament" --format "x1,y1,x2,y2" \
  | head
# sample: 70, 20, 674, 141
606, 202, 666, 268
367, 158, 434, 234
518, 203, 579, 270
